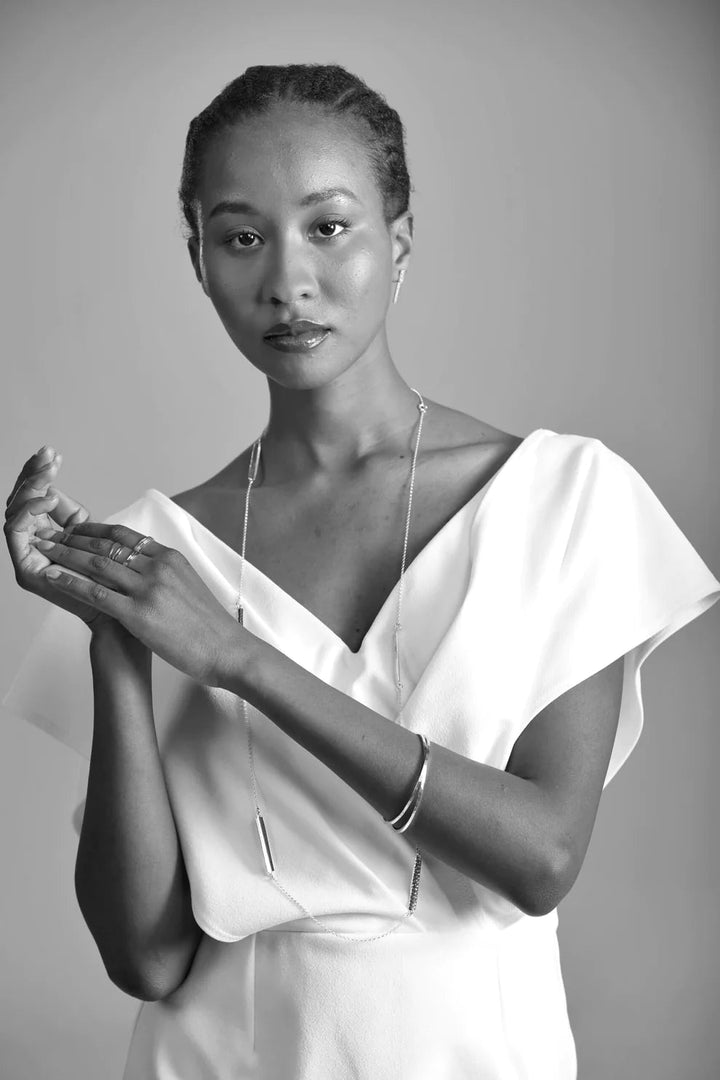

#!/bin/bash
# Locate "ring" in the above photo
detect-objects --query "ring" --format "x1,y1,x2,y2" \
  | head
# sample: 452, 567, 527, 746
124, 534, 154, 569
109, 542, 126, 563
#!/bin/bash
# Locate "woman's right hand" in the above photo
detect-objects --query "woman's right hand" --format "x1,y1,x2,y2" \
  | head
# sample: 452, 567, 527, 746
4, 445, 116, 633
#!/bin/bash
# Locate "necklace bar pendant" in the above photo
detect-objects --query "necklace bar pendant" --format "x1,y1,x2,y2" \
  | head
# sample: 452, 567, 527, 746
255, 812, 276, 875
393, 626, 402, 688
237, 604, 244, 626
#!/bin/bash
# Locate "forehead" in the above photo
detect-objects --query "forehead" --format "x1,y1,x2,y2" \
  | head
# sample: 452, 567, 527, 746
197, 103, 382, 217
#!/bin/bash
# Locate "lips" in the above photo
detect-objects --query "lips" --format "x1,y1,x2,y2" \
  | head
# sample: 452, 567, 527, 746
264, 319, 329, 338
263, 324, 331, 353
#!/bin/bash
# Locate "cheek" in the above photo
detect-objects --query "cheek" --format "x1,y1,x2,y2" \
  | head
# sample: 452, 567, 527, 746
204, 256, 249, 298
328, 243, 388, 309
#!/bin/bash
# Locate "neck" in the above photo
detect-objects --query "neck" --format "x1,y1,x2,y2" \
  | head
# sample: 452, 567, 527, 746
259, 352, 423, 484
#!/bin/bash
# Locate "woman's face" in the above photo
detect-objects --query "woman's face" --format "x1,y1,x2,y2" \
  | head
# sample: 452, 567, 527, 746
188, 103, 412, 390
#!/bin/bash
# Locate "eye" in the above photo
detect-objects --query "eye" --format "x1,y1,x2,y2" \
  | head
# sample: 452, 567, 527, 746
224, 218, 351, 251
314, 218, 351, 239
226, 230, 261, 250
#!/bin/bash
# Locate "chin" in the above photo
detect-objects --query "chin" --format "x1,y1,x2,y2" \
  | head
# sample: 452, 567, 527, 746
241, 336, 368, 390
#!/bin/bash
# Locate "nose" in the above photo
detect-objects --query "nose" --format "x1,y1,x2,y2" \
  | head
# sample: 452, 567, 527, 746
260, 239, 318, 306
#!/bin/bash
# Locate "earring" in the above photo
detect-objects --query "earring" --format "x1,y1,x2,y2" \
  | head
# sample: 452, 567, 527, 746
392, 268, 406, 305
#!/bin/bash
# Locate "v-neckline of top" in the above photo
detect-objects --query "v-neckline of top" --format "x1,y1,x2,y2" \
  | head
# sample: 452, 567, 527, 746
144, 428, 547, 658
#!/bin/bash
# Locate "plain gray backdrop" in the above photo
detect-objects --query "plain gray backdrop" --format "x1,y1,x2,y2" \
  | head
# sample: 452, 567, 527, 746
1, 1, 718, 1077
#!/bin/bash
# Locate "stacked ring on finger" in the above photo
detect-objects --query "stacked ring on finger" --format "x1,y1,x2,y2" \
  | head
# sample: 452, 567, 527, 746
109, 542, 127, 563
124, 535, 153, 568
34, 525, 160, 583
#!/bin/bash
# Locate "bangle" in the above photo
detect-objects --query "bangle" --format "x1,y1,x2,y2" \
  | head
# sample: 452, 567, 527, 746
384, 733, 431, 831
394, 739, 431, 833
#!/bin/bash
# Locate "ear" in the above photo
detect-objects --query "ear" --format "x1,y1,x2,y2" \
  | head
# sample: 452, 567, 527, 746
187, 237, 209, 295
390, 210, 413, 278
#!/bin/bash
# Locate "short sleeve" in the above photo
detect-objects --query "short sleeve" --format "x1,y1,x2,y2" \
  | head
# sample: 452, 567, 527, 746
0, 492, 158, 834
2, 602, 93, 761
525, 438, 720, 788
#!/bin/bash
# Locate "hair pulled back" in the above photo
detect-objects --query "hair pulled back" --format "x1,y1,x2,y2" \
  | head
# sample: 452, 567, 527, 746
178, 63, 411, 242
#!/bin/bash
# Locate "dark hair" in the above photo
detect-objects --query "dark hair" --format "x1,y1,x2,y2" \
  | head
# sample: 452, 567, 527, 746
178, 63, 411, 242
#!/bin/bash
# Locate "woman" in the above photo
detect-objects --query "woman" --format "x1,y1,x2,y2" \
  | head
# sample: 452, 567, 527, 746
3, 64, 719, 1079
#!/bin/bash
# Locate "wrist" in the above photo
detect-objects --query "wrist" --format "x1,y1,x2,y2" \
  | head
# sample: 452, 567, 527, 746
89, 620, 149, 663
213, 620, 262, 696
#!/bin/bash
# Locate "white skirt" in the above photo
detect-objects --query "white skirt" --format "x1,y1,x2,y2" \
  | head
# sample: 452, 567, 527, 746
122, 915, 577, 1079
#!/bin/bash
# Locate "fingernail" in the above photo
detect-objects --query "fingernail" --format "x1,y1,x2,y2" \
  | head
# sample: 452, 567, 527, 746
37, 446, 53, 461
44, 568, 62, 579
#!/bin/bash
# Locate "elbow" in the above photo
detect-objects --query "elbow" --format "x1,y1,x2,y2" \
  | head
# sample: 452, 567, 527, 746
110, 969, 164, 1002
109, 963, 183, 1003
106, 928, 204, 1003
516, 843, 577, 918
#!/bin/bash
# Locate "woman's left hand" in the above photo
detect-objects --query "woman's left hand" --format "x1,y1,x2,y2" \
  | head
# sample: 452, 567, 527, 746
31, 520, 243, 685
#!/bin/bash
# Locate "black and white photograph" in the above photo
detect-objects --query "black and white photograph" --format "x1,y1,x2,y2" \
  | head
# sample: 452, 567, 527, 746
1, 2, 719, 1077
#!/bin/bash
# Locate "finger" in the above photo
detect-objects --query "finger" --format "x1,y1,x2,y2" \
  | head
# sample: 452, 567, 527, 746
32, 530, 153, 581
4, 492, 60, 566
34, 527, 152, 573
45, 484, 92, 530
60, 521, 165, 558
39, 564, 128, 622
6, 445, 93, 537
6, 448, 62, 514
31, 535, 144, 595
6, 490, 61, 535
7, 445, 53, 504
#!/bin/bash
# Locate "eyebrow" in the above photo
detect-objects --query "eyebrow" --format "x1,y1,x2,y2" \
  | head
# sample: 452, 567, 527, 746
207, 187, 360, 220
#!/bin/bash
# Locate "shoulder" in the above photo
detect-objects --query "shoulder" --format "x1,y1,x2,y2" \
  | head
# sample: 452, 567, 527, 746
418, 403, 527, 490
423, 400, 522, 454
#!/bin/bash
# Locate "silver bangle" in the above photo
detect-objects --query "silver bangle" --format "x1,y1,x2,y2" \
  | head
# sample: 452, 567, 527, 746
385, 733, 430, 830
394, 749, 431, 833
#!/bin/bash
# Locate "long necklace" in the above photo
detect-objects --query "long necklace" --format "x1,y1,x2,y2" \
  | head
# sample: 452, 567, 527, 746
236, 387, 428, 943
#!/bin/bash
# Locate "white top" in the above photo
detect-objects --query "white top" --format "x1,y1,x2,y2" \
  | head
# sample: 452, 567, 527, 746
3, 428, 719, 1079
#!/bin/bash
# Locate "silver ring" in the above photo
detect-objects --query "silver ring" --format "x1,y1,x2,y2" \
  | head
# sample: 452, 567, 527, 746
109, 542, 126, 563
124, 535, 154, 569
132, 535, 154, 555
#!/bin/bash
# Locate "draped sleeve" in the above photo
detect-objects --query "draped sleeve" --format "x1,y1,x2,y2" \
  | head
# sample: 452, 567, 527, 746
518, 436, 720, 788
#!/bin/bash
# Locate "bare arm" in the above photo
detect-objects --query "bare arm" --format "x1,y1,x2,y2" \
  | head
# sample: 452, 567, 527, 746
75, 623, 203, 1000
219, 635, 625, 917
4, 449, 202, 999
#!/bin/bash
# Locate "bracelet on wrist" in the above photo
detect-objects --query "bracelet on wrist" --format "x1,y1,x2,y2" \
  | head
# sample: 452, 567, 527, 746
384, 733, 431, 832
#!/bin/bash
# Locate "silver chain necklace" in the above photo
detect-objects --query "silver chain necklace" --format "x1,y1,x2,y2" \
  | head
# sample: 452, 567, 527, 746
236, 387, 428, 943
